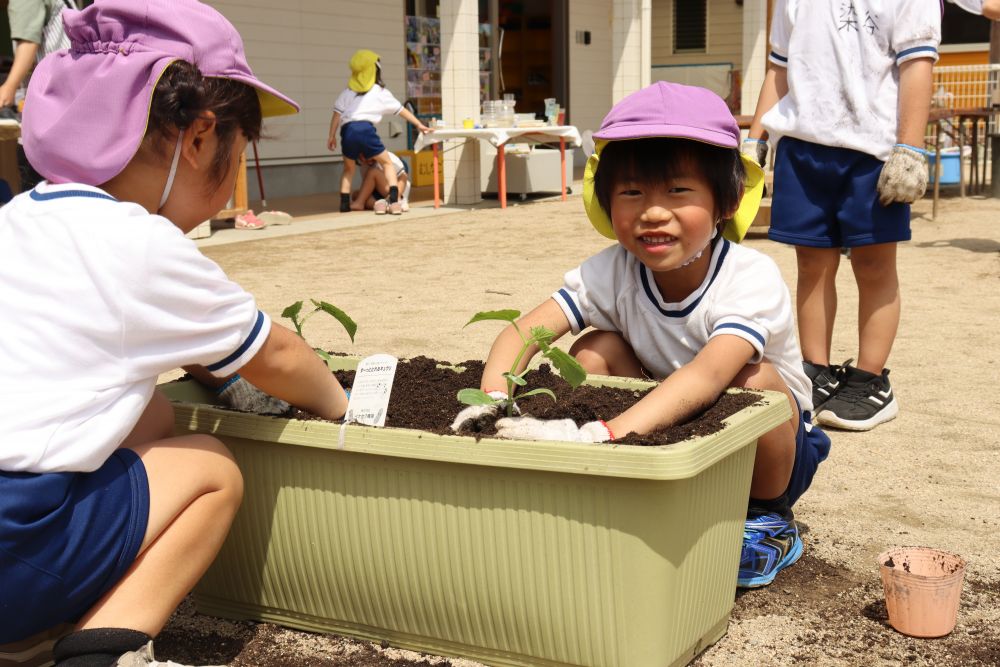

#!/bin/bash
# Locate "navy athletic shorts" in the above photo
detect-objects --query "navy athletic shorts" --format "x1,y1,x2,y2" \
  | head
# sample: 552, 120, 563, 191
0, 449, 149, 643
786, 401, 831, 507
769, 136, 911, 248
341, 121, 386, 164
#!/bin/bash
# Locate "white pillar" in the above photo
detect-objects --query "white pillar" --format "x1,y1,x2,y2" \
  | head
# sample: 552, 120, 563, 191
740, 0, 768, 117
611, 0, 651, 104
439, 0, 481, 204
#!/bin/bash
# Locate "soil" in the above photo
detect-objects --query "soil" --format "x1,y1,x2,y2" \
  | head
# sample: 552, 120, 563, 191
152, 193, 1000, 666
287, 355, 762, 446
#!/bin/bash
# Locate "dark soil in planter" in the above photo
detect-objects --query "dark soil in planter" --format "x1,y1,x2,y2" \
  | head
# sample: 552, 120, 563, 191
288, 355, 763, 446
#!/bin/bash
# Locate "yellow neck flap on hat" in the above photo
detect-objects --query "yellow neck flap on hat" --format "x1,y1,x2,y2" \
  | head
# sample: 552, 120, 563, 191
349, 50, 380, 93
582, 138, 764, 243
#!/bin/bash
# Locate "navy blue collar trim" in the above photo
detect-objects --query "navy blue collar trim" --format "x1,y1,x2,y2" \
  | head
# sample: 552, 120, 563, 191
640, 239, 730, 318
30, 189, 117, 202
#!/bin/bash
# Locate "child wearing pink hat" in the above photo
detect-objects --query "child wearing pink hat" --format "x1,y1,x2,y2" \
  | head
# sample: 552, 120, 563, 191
0, 1, 348, 664
327, 49, 429, 215
452, 81, 831, 589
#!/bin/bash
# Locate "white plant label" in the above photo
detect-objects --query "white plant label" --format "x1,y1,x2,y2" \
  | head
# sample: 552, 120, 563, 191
344, 354, 398, 427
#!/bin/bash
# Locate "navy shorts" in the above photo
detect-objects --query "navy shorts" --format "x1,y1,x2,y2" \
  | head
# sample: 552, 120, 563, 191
341, 121, 386, 163
769, 136, 911, 248
785, 402, 831, 507
0, 449, 149, 643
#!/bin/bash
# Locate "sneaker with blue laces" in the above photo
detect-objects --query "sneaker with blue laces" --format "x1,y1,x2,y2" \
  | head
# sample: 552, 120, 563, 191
737, 509, 803, 588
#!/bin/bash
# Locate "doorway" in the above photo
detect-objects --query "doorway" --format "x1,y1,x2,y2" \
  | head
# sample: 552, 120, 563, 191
480, 0, 568, 120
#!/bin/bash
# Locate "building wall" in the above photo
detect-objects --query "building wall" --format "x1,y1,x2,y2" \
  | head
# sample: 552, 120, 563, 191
206, 0, 409, 198
650, 0, 742, 67
568, 0, 614, 143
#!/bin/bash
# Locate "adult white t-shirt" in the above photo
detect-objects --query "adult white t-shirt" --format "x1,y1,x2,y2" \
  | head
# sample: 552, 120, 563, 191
334, 84, 403, 125
552, 240, 813, 412
0, 183, 270, 473
763, 0, 941, 161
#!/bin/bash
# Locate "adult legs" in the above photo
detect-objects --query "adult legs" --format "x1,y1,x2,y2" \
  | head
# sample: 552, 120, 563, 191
795, 246, 842, 365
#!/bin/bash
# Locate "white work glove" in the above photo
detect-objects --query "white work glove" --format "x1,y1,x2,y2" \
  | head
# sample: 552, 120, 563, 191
450, 390, 518, 432
494, 416, 614, 443
876, 144, 928, 206
216, 374, 290, 416
740, 138, 769, 169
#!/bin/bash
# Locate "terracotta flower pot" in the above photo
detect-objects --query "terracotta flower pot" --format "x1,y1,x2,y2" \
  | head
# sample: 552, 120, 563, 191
878, 547, 966, 638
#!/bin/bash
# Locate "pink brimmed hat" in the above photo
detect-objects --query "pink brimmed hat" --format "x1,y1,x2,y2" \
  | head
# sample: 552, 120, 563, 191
22, 0, 299, 186
582, 81, 764, 243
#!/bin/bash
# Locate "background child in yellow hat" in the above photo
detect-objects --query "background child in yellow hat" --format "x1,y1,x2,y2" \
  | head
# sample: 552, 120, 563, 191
328, 49, 428, 215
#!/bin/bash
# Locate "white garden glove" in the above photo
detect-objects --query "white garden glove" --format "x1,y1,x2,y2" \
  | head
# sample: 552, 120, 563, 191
741, 138, 769, 169
876, 144, 928, 206
216, 374, 290, 416
450, 390, 517, 432
494, 416, 614, 443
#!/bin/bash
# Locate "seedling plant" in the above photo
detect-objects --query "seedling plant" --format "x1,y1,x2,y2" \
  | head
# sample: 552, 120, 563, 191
457, 309, 586, 417
282, 299, 357, 366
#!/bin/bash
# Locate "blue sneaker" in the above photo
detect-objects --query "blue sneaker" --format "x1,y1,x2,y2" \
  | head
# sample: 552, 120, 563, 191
737, 509, 803, 588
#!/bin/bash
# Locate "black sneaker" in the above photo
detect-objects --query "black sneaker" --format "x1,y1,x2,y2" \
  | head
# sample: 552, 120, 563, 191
802, 358, 851, 412
815, 365, 898, 431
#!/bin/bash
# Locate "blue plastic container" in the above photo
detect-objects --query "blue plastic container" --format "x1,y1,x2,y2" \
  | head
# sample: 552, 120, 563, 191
928, 151, 960, 185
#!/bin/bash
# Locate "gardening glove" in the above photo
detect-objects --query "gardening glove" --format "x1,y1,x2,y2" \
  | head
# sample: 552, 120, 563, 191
494, 416, 614, 444
450, 390, 517, 432
876, 144, 928, 206
740, 138, 769, 169
216, 374, 290, 416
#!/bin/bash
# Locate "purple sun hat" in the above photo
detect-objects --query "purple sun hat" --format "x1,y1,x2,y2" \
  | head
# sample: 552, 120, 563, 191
593, 80, 739, 147
21, 0, 299, 186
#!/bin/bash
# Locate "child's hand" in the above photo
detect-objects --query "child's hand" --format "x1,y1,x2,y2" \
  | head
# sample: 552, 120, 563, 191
327, 136, 337, 151
740, 138, 768, 168
216, 375, 290, 416
418, 123, 431, 134
450, 391, 517, 432
877, 144, 928, 206
495, 416, 614, 443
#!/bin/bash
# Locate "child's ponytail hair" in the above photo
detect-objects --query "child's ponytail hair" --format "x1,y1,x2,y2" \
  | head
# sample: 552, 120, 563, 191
594, 138, 745, 224
146, 60, 263, 187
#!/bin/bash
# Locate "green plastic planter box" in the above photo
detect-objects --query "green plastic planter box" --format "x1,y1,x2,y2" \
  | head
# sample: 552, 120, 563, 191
161, 361, 790, 667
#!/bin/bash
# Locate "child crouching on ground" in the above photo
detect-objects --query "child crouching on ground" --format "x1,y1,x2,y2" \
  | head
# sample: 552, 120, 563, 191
0, 1, 348, 665
453, 82, 831, 588
352, 150, 412, 213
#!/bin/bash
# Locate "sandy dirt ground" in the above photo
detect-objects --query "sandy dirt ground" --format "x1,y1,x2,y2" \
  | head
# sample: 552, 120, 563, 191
156, 191, 1000, 666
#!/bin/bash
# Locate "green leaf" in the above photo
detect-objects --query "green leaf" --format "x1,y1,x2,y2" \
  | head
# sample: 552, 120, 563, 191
544, 348, 587, 388
464, 309, 521, 327
311, 300, 358, 343
519, 387, 557, 402
281, 301, 304, 320
314, 348, 335, 367
457, 388, 498, 406
503, 372, 527, 387
528, 325, 556, 347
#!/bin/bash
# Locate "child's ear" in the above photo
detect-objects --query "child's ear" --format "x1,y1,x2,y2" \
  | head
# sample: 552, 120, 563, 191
182, 111, 218, 170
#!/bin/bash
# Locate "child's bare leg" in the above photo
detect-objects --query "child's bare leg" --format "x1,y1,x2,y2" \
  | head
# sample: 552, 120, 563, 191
339, 159, 356, 196
77, 391, 243, 637
351, 168, 381, 210
371, 151, 399, 196
731, 362, 798, 500
569, 330, 645, 377
795, 246, 841, 365
849, 242, 899, 374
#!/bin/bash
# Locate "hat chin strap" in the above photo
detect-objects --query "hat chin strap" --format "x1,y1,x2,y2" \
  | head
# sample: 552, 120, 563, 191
673, 225, 719, 270
158, 129, 185, 211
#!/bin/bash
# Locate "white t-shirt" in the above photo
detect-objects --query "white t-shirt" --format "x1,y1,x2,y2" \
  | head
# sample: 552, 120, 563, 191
763, 0, 941, 161
552, 240, 813, 412
333, 84, 403, 125
0, 183, 271, 473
